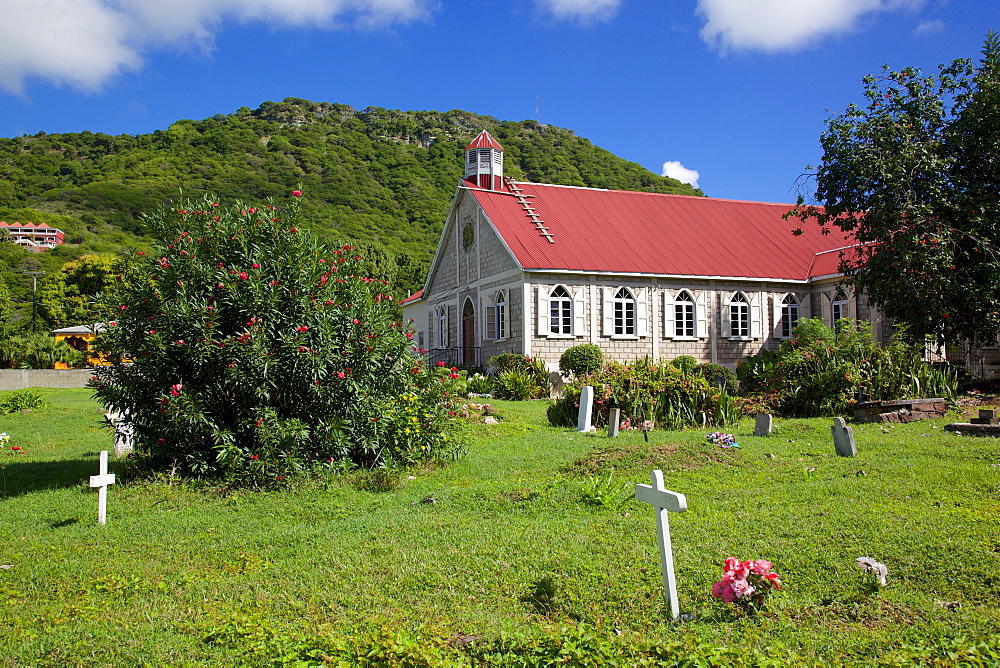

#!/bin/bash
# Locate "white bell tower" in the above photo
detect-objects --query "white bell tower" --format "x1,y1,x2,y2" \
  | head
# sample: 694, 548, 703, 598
465, 130, 505, 191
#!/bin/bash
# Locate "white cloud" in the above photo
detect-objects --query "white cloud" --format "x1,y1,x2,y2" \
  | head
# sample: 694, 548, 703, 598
662, 160, 700, 189
535, 0, 621, 23
914, 19, 944, 36
0, 0, 436, 95
696, 0, 923, 53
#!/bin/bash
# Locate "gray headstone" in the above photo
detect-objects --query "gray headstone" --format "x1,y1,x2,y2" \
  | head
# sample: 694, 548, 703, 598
754, 413, 773, 437
608, 408, 621, 438
832, 417, 857, 457
577, 385, 595, 432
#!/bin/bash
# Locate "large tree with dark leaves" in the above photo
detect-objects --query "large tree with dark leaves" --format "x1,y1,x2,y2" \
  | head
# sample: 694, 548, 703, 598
792, 32, 1000, 345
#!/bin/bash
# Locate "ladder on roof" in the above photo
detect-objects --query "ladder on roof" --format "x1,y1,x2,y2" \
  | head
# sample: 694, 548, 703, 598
505, 178, 555, 244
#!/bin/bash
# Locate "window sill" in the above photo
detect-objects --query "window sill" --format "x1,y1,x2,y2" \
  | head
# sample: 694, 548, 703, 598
727, 336, 758, 341
668, 336, 701, 342
609, 335, 640, 340
545, 334, 577, 339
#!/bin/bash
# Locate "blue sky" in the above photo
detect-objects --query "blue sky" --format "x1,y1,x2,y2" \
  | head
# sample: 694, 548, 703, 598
0, 0, 996, 204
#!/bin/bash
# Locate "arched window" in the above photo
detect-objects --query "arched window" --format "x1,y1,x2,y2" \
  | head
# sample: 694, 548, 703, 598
730, 292, 750, 338
549, 286, 572, 335
614, 287, 636, 336
832, 290, 848, 324
674, 291, 695, 337
485, 290, 507, 340
781, 294, 799, 338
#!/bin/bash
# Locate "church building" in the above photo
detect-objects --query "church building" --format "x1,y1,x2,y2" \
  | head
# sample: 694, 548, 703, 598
402, 130, 887, 374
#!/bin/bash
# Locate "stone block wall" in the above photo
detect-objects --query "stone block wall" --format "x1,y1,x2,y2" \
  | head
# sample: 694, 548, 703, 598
0, 369, 92, 390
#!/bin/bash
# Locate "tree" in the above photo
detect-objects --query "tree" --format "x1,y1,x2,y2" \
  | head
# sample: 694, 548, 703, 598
90, 194, 463, 483
37, 253, 117, 327
791, 32, 1000, 345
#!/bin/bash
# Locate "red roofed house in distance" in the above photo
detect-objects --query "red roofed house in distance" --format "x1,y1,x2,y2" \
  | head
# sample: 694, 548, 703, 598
0, 221, 64, 252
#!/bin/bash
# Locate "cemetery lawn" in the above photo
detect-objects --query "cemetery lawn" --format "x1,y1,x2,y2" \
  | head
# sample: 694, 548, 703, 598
1, 388, 999, 665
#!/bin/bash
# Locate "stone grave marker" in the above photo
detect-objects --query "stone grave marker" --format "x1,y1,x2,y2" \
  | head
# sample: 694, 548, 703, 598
971, 409, 999, 425
577, 385, 595, 432
635, 469, 688, 620
754, 413, 773, 437
89, 450, 116, 525
608, 408, 621, 437
832, 417, 857, 457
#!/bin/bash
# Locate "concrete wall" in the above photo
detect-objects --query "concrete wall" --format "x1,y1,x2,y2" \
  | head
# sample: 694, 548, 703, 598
0, 369, 92, 391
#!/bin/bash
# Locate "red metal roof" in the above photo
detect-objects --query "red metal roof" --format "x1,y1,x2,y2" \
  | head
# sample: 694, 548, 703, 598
465, 130, 504, 151
400, 289, 423, 305
809, 245, 866, 279
468, 182, 855, 281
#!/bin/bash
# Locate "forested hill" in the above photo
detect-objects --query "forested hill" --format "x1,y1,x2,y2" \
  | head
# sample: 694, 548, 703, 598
0, 98, 702, 288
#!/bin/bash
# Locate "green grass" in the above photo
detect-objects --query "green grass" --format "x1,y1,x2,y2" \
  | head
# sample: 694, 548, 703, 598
1, 390, 999, 665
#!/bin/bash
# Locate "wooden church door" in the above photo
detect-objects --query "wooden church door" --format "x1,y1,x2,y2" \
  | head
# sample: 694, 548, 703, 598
462, 298, 476, 366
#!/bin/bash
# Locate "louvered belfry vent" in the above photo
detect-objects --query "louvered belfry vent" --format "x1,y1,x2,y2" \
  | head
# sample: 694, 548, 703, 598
506, 179, 555, 244
465, 130, 505, 191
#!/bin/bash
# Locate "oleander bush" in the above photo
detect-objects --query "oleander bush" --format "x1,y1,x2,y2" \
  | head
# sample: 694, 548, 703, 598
90, 194, 464, 483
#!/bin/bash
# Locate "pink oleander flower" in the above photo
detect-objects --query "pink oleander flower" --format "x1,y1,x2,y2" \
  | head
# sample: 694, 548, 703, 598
169, 383, 182, 397
292, 190, 302, 197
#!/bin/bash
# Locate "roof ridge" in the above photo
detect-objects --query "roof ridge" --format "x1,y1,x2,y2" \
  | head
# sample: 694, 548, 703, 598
516, 181, 803, 206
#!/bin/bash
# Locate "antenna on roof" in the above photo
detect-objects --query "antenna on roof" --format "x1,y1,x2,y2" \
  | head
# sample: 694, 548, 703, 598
535, 96, 540, 124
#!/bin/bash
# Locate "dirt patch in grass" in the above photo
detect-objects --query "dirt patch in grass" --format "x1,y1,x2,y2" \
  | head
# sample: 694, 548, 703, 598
563, 442, 737, 476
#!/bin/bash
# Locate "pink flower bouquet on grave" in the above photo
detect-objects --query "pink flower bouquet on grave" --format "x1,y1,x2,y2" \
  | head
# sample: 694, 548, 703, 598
711, 557, 781, 610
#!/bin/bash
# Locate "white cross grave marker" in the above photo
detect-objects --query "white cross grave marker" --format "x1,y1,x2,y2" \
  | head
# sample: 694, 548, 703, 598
635, 469, 688, 620
89, 450, 116, 525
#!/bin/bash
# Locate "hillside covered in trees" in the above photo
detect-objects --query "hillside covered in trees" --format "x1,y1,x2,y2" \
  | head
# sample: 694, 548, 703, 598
0, 98, 701, 329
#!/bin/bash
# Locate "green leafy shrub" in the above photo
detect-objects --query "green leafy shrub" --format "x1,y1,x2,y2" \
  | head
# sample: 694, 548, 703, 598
579, 472, 632, 510
488, 353, 549, 397
548, 357, 737, 430
694, 362, 739, 394
558, 343, 604, 377
90, 194, 464, 483
669, 355, 697, 375
0, 334, 84, 369
739, 318, 958, 417
493, 369, 541, 401
0, 390, 47, 413
466, 372, 493, 395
